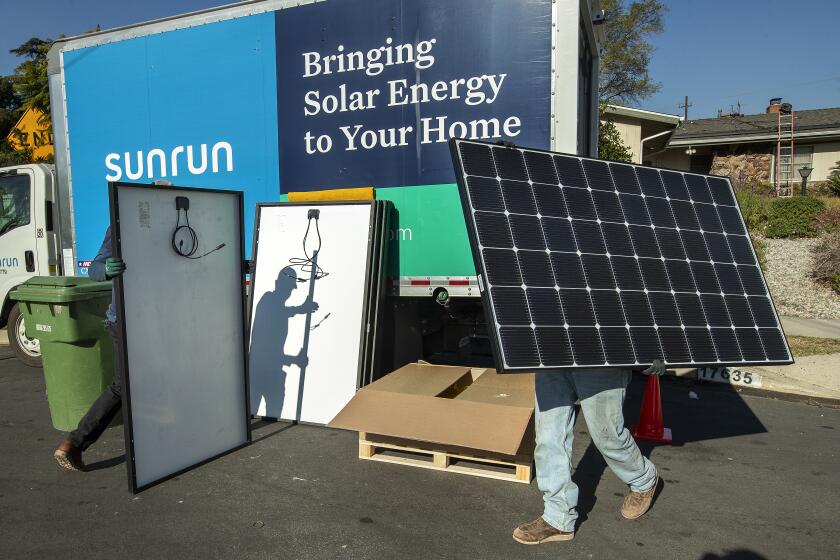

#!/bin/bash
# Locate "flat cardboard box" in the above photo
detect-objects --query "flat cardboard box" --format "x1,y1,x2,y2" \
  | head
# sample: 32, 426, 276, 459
328, 363, 535, 457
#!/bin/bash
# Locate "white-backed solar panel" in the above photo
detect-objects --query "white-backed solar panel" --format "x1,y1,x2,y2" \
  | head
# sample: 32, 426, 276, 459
450, 139, 793, 372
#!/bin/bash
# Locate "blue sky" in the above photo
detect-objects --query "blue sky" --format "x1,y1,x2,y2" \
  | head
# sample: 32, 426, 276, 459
1, 0, 837, 119
645, 0, 839, 119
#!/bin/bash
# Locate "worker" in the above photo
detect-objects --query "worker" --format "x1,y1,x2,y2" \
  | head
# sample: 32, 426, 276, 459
53, 227, 125, 471
513, 361, 665, 545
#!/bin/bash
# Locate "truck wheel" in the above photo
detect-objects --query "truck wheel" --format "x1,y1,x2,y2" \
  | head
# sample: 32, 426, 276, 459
8, 303, 42, 368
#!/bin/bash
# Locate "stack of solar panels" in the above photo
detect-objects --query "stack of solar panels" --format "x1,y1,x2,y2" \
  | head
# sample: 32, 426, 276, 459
359, 199, 392, 386
450, 139, 792, 372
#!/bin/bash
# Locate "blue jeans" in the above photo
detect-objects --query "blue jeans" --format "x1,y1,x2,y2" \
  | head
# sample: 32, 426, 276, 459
535, 369, 657, 532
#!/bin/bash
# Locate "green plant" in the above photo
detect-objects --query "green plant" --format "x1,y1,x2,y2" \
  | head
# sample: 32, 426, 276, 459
764, 196, 825, 238
599, 0, 667, 104
812, 233, 840, 294
826, 160, 840, 196
815, 205, 840, 234
598, 120, 633, 162
741, 179, 775, 195
735, 189, 770, 232
750, 234, 767, 271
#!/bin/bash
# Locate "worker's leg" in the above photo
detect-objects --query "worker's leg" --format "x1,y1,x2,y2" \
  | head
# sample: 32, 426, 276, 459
67, 321, 123, 451
534, 371, 579, 532
575, 370, 657, 492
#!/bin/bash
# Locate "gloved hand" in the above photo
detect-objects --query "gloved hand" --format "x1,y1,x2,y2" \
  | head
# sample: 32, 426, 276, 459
642, 358, 667, 376
105, 257, 126, 279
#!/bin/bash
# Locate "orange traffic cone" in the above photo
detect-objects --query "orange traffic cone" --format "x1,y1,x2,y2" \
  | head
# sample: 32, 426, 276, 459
631, 375, 672, 443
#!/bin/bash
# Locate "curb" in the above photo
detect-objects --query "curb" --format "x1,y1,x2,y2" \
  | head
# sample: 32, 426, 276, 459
665, 364, 840, 406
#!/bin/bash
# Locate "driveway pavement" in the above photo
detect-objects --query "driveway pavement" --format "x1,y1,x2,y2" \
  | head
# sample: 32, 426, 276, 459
1, 357, 838, 559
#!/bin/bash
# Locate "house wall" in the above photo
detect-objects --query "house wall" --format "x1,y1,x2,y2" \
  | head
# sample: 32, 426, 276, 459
603, 115, 642, 163
811, 141, 840, 181
650, 148, 690, 171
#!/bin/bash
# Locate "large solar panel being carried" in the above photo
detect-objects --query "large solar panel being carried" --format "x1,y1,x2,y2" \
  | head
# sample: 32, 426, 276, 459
450, 138, 793, 372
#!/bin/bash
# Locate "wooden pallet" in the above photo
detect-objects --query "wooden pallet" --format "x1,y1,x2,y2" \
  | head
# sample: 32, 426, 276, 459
358, 432, 533, 484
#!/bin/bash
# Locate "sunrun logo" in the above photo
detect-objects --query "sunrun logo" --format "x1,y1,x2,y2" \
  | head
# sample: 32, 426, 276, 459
0, 257, 19, 267
104, 141, 234, 181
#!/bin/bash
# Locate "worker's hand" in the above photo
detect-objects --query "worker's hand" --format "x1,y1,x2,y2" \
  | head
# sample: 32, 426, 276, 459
304, 301, 319, 313
296, 354, 309, 368
105, 257, 126, 279
642, 358, 667, 376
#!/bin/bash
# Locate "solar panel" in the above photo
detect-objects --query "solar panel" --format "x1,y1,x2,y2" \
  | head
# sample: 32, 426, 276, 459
450, 139, 793, 371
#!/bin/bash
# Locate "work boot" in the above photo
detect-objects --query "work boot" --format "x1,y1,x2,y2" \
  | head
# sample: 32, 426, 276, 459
621, 476, 659, 519
54, 439, 84, 471
512, 517, 574, 545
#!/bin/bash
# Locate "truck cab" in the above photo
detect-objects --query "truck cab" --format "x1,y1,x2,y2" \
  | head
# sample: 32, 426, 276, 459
0, 164, 59, 366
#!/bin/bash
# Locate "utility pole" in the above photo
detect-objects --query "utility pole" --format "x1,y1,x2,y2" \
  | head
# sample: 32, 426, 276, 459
679, 95, 692, 121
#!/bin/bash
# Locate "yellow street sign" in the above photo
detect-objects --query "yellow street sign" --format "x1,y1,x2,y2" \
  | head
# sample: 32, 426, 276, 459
7, 107, 54, 159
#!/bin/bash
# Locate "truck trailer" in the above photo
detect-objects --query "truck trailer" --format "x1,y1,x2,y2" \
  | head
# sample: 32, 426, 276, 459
0, 0, 603, 367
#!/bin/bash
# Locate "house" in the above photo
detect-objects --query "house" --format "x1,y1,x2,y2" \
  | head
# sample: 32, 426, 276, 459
650, 99, 840, 188
600, 104, 681, 164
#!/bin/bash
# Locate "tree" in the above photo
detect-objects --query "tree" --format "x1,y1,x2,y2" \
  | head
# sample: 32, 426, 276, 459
0, 36, 55, 165
10, 37, 52, 122
0, 74, 27, 166
0, 75, 22, 137
599, 0, 667, 105
598, 119, 633, 162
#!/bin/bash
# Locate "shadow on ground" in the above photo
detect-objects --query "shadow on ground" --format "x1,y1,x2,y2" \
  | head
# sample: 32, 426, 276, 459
0, 358, 837, 560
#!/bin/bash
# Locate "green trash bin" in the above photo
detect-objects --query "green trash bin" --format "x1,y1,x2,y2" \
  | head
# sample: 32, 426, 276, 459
11, 276, 114, 431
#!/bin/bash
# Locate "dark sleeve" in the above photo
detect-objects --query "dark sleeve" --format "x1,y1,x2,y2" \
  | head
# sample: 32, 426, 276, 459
87, 227, 112, 282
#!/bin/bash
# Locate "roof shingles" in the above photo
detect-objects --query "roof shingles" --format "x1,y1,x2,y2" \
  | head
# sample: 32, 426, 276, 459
670, 107, 840, 142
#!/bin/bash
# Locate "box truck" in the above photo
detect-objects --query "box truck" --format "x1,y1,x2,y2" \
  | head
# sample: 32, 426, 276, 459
0, 0, 603, 367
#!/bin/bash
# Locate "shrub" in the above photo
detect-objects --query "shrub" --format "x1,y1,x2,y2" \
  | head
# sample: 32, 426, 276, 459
815, 205, 840, 234
750, 234, 767, 271
826, 160, 840, 196
735, 189, 770, 232
764, 196, 825, 238
812, 233, 840, 294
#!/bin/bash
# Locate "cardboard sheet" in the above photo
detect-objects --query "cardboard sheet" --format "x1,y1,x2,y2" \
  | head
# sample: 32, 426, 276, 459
329, 363, 535, 457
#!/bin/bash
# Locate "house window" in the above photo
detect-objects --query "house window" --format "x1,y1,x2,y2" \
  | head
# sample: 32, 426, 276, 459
779, 145, 813, 184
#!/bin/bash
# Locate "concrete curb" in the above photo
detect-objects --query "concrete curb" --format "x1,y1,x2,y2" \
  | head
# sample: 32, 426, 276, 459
670, 354, 840, 401
780, 316, 840, 339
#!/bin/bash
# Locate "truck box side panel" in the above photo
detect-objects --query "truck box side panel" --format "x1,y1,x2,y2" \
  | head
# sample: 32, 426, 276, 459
275, 0, 552, 190
63, 13, 279, 273
60, 0, 557, 280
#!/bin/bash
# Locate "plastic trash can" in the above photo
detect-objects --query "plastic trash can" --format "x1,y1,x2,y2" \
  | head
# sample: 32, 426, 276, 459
11, 277, 114, 431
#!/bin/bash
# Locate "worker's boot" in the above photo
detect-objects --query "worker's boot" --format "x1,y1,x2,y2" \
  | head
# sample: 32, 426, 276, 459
620, 476, 660, 519
512, 517, 574, 545
54, 439, 84, 471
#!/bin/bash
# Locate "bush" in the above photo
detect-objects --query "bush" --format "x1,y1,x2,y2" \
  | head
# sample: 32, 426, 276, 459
812, 233, 840, 294
815, 205, 840, 234
751, 234, 767, 271
764, 196, 825, 238
826, 160, 840, 196
735, 189, 770, 232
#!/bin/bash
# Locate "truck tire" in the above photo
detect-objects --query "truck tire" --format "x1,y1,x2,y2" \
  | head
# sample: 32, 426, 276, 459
8, 303, 42, 368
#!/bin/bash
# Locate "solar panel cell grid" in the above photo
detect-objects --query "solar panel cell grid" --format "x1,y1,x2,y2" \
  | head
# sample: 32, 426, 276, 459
452, 139, 792, 371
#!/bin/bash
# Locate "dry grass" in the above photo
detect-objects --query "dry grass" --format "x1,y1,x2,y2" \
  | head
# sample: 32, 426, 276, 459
818, 196, 840, 211
787, 335, 840, 357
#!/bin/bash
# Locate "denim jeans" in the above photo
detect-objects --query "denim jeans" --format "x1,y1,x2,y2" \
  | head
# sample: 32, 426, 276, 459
534, 369, 657, 532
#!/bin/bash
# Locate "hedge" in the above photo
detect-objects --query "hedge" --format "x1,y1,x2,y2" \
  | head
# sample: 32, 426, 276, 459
764, 196, 825, 238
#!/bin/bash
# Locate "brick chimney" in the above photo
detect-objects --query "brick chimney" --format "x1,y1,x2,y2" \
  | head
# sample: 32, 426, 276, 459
767, 98, 793, 114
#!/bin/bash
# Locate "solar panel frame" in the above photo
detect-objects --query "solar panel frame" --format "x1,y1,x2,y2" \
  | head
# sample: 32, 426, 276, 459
450, 138, 793, 372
